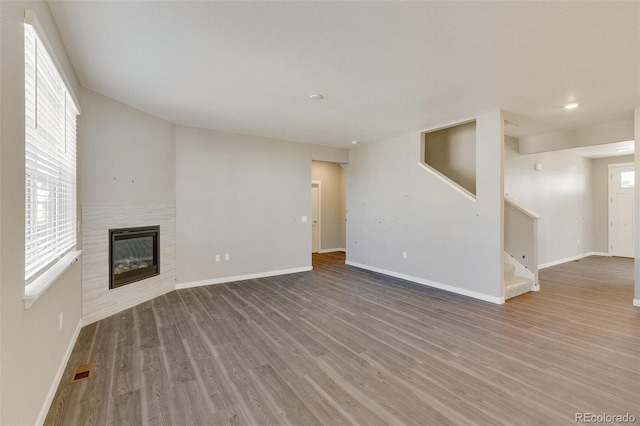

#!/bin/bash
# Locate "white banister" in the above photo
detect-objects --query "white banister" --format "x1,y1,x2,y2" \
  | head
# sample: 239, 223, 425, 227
504, 195, 541, 219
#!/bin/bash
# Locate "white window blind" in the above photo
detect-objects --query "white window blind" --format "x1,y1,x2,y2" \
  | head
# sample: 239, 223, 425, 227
24, 23, 79, 282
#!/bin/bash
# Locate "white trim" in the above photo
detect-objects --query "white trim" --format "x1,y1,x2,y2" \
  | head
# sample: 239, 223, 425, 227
345, 260, 504, 305
608, 162, 614, 256
422, 117, 478, 134
24, 250, 82, 309
538, 251, 610, 269
416, 161, 477, 203
36, 318, 83, 426
175, 266, 313, 290
504, 195, 542, 219
589, 251, 612, 257
633, 299, 640, 307
319, 248, 346, 253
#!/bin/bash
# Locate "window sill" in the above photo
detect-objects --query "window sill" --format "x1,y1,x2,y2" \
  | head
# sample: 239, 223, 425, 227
24, 250, 82, 309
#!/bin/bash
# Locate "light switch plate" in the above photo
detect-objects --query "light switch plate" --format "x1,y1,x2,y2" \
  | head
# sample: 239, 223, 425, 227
301, 216, 308, 223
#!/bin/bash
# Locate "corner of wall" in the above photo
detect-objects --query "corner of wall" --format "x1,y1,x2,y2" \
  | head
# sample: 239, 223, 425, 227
634, 107, 640, 301
79, 89, 177, 323
0, 1, 4, 421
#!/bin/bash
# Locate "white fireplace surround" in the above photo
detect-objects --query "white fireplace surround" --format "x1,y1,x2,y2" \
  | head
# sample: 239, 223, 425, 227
82, 203, 176, 324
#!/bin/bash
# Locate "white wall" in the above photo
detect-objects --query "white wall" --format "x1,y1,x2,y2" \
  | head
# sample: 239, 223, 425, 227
0, 1, 83, 424
635, 107, 640, 304
80, 89, 175, 206
519, 120, 634, 154
0, 2, 4, 421
505, 138, 594, 265
79, 88, 177, 324
346, 111, 504, 302
311, 161, 346, 251
591, 154, 634, 254
175, 126, 348, 285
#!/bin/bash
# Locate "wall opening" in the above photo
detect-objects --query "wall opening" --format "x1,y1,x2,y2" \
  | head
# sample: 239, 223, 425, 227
311, 161, 346, 256
421, 121, 477, 197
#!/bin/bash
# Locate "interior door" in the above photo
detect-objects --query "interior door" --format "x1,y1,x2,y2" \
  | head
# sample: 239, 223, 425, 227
610, 164, 634, 258
311, 183, 320, 253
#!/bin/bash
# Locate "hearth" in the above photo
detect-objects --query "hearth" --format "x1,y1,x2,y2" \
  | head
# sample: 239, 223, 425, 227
109, 226, 159, 289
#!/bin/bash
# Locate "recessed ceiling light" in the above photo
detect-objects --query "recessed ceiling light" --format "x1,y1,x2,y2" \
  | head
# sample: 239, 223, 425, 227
310, 94, 324, 100
351, 140, 359, 145
564, 102, 579, 110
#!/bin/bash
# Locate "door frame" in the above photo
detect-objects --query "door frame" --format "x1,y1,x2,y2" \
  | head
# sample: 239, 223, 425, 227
312, 180, 322, 253
608, 162, 634, 256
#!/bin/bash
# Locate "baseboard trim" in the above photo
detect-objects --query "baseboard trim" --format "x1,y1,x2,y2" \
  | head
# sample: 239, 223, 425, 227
539, 252, 611, 270
345, 261, 504, 305
37, 318, 83, 425
175, 266, 313, 290
318, 248, 346, 254
589, 251, 611, 257
633, 299, 640, 307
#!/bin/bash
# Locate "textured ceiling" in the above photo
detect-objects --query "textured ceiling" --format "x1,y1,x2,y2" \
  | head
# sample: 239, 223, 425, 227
49, 1, 639, 148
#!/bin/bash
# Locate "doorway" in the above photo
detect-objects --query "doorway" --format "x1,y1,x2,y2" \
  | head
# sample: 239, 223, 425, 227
310, 161, 347, 266
311, 181, 321, 253
609, 163, 634, 257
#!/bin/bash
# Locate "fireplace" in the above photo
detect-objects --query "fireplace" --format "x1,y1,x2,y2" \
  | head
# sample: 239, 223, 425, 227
109, 226, 159, 289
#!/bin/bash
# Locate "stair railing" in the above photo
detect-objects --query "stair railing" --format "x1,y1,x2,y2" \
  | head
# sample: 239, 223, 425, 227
504, 195, 541, 289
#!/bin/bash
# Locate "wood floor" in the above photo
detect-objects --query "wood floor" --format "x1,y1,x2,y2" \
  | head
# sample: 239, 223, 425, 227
45, 253, 639, 425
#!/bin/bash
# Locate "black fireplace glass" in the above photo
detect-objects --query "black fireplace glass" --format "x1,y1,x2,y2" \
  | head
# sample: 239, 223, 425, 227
109, 226, 159, 289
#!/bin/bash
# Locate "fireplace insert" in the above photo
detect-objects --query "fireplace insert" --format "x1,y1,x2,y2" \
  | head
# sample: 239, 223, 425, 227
109, 226, 159, 289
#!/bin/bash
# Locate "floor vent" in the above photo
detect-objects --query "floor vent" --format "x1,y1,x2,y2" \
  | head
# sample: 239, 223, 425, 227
70, 363, 94, 383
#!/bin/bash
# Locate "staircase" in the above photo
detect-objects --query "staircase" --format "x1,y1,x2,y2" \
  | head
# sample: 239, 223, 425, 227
503, 254, 536, 300
504, 195, 541, 301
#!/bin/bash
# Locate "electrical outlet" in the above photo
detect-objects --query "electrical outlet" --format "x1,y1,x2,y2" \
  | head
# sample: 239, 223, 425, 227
215, 254, 220, 262
224, 253, 230, 261
59, 312, 64, 330
403, 251, 408, 259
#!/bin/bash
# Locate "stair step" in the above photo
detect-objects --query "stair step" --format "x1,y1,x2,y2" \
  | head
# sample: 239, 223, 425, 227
504, 263, 516, 277
504, 275, 533, 300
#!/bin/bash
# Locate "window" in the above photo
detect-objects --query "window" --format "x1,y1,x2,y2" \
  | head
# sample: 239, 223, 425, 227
24, 20, 79, 283
620, 171, 635, 189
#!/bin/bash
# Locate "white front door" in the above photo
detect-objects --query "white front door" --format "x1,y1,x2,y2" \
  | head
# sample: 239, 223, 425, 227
610, 164, 634, 258
311, 183, 320, 253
